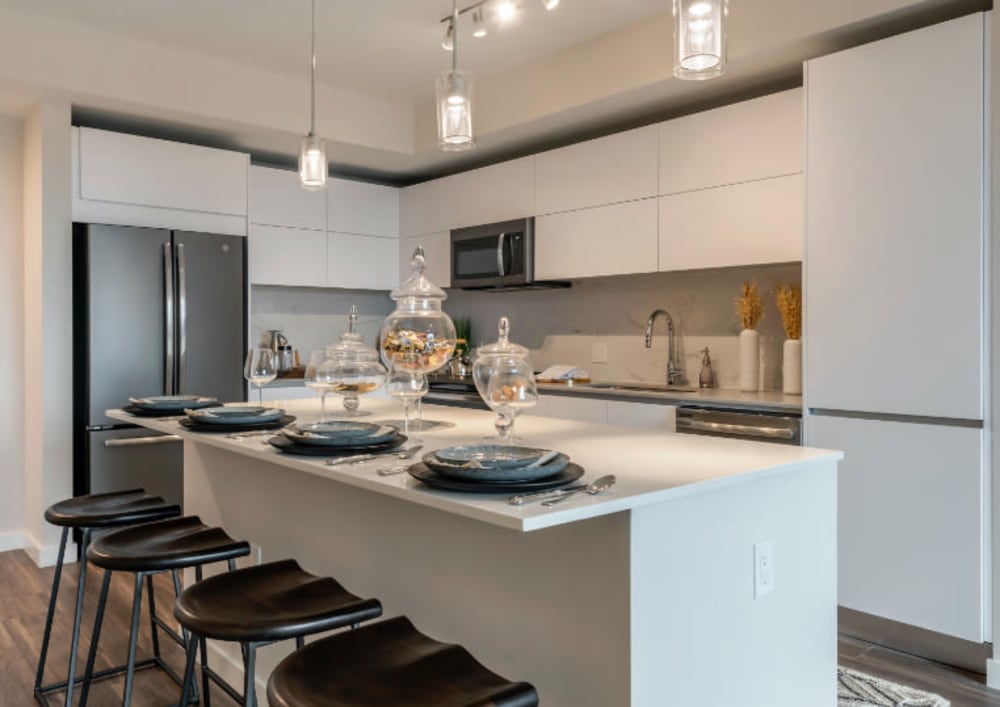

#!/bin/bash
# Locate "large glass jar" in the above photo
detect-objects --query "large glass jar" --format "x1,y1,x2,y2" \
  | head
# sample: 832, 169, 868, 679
472, 316, 538, 442
326, 306, 387, 416
379, 248, 457, 375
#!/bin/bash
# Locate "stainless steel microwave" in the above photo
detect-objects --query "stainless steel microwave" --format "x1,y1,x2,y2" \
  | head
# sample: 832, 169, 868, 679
450, 218, 535, 289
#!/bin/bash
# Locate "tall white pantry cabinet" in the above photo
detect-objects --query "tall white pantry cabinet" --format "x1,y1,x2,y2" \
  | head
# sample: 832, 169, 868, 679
804, 12, 988, 650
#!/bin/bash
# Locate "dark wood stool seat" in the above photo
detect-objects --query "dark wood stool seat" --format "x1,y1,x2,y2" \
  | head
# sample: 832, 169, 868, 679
87, 515, 250, 573
34, 490, 180, 706
266, 616, 540, 707
79, 516, 251, 707
174, 559, 383, 642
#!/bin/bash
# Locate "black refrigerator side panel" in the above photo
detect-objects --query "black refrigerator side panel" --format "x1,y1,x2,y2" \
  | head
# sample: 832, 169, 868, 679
72, 224, 90, 497
89, 429, 183, 508
173, 231, 246, 402
83, 224, 174, 426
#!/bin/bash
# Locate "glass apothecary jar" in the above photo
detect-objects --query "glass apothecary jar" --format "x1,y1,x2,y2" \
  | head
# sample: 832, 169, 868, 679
326, 306, 387, 417
472, 316, 538, 442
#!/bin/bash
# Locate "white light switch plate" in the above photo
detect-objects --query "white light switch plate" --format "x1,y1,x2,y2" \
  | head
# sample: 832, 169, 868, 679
592, 342, 609, 364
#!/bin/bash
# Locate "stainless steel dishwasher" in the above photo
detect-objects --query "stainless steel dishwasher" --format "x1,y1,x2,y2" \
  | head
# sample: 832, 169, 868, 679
675, 406, 802, 445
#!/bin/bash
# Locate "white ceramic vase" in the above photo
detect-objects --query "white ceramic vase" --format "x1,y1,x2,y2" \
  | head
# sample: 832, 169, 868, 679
782, 338, 802, 395
739, 329, 760, 392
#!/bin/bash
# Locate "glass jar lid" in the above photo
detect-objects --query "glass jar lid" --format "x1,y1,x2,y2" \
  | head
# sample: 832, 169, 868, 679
391, 247, 448, 303
328, 306, 382, 365
475, 317, 528, 357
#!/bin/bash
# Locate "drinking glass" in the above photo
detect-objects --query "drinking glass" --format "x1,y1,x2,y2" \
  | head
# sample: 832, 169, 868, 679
244, 348, 278, 405
386, 368, 429, 438
484, 359, 538, 444
304, 351, 337, 420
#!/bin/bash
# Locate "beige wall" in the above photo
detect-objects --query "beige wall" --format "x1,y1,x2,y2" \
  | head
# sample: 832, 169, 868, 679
0, 114, 23, 546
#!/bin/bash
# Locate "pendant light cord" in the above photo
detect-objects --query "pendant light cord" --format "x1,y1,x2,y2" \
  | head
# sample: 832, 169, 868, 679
451, 0, 459, 72
310, 0, 317, 135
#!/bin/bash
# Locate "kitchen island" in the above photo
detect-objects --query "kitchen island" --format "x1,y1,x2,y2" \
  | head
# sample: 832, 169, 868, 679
109, 398, 840, 707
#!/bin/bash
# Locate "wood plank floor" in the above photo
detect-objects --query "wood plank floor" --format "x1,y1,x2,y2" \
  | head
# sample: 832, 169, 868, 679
2, 547, 999, 706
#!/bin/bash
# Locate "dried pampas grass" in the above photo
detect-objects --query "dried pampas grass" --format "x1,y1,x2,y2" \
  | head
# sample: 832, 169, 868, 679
774, 284, 802, 340
736, 282, 764, 330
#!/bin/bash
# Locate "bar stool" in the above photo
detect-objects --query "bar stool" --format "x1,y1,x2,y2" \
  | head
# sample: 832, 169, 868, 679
35, 489, 181, 707
79, 515, 251, 707
266, 616, 540, 707
173, 559, 384, 707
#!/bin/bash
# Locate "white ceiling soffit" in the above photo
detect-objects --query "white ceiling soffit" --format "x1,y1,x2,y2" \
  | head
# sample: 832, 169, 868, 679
0, 0, 987, 184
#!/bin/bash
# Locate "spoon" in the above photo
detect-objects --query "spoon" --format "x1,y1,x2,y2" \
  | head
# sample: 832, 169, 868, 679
541, 475, 616, 507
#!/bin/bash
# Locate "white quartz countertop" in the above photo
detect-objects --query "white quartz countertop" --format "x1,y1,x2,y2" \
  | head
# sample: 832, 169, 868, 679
109, 399, 839, 533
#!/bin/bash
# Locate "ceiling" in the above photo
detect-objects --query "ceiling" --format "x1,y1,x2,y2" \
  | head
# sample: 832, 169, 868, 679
0, 0, 990, 183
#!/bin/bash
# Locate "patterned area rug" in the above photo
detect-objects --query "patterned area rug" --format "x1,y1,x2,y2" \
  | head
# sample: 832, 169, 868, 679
839, 667, 950, 706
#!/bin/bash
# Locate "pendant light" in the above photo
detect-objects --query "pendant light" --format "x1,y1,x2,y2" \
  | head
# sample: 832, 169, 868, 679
673, 0, 727, 81
299, 0, 327, 190
436, 0, 475, 151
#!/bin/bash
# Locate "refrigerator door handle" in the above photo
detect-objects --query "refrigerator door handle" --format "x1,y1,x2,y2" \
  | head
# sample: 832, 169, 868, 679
176, 242, 188, 393
104, 435, 182, 448
163, 243, 175, 395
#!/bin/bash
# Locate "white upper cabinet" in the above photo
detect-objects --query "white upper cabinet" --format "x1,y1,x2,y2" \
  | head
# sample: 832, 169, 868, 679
535, 199, 658, 280
250, 225, 328, 288
250, 165, 326, 231
805, 14, 984, 420
659, 89, 803, 195
400, 177, 452, 237
78, 127, 248, 216
659, 174, 803, 271
328, 177, 399, 237
399, 232, 451, 289
535, 126, 658, 215
328, 233, 399, 291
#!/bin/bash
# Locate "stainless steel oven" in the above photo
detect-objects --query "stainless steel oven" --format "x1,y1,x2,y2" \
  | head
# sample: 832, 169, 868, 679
675, 406, 802, 445
450, 218, 534, 289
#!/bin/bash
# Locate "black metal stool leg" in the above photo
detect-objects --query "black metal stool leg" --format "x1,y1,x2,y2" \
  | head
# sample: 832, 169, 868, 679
195, 566, 212, 707
33, 527, 68, 698
63, 528, 91, 707
296, 636, 304, 650
146, 574, 162, 660
178, 632, 200, 707
121, 572, 145, 707
79, 569, 112, 707
172, 570, 201, 704
243, 643, 257, 707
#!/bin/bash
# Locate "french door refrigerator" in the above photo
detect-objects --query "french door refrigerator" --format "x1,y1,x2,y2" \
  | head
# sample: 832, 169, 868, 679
72, 223, 246, 508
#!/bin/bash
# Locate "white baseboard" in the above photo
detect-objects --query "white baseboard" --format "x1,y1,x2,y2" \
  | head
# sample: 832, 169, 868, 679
986, 658, 1000, 689
0, 530, 24, 553
23, 532, 77, 568
207, 639, 267, 696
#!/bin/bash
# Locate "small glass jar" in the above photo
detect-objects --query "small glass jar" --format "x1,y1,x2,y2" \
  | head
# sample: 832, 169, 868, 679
472, 317, 538, 442
326, 306, 387, 416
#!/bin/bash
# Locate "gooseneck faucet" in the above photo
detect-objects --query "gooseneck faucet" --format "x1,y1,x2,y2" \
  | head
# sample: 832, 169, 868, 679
645, 309, 685, 386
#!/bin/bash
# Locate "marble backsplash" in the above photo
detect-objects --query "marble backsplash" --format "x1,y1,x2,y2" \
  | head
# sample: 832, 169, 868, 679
251, 262, 801, 392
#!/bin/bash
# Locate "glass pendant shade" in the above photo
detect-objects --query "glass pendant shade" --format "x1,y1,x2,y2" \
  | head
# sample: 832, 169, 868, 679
436, 70, 475, 152
673, 0, 727, 81
299, 133, 327, 191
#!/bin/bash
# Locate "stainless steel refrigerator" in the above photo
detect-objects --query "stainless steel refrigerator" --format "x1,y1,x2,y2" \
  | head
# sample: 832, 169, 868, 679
73, 223, 246, 508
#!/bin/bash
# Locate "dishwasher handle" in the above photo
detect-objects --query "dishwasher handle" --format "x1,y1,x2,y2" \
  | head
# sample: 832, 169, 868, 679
675, 418, 795, 440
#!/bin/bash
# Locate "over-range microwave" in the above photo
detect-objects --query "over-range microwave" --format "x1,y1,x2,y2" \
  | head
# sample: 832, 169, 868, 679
450, 218, 569, 290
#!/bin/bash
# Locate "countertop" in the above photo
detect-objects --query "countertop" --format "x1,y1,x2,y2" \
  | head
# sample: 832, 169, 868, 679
535, 381, 803, 412
111, 399, 837, 532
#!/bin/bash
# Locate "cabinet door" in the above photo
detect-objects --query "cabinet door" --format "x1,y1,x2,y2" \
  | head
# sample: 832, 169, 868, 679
659, 89, 802, 195
451, 157, 534, 229
400, 178, 454, 237
250, 165, 326, 231
328, 178, 399, 237
658, 175, 802, 271
606, 401, 676, 432
805, 15, 984, 419
79, 127, 248, 216
328, 233, 399, 290
535, 126, 658, 215
250, 225, 327, 287
399, 232, 450, 288
805, 414, 985, 642
535, 199, 657, 280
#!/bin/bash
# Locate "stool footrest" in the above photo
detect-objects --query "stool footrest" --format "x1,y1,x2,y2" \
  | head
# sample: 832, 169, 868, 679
204, 664, 247, 706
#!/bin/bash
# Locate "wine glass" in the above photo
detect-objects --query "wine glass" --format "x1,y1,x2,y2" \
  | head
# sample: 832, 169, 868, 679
385, 368, 429, 438
244, 348, 277, 405
304, 351, 336, 420
484, 358, 538, 444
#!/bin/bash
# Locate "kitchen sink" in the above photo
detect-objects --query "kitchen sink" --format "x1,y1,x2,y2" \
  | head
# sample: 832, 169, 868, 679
582, 382, 698, 394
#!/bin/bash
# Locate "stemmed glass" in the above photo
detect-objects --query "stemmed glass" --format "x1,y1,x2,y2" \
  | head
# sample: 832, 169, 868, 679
304, 351, 336, 420
244, 348, 278, 405
386, 368, 428, 438
483, 356, 538, 444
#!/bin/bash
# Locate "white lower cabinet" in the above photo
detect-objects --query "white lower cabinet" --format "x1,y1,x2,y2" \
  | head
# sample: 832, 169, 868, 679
805, 414, 986, 642
399, 232, 450, 288
534, 199, 658, 280
606, 401, 676, 431
658, 174, 803, 271
250, 225, 327, 287
328, 233, 399, 290
534, 394, 677, 432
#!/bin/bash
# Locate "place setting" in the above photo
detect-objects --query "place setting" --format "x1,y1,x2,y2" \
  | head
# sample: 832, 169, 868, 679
180, 405, 296, 432
123, 394, 219, 417
267, 420, 411, 459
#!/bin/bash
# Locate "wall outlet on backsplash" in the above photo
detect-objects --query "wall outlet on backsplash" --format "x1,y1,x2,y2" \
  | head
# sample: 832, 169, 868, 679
591, 341, 609, 364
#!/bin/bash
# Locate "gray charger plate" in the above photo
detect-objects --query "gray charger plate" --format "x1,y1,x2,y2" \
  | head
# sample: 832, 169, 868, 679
268, 434, 407, 457
422, 451, 570, 482
128, 395, 218, 411
180, 415, 295, 433
407, 462, 584, 493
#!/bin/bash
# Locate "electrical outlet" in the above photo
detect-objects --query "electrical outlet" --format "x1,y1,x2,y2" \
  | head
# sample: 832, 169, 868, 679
753, 541, 774, 598
591, 342, 608, 364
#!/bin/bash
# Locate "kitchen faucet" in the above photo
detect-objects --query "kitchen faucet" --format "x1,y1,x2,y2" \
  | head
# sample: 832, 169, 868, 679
645, 309, 686, 386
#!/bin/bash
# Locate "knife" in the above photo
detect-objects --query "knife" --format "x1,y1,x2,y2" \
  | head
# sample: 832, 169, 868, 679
508, 482, 587, 506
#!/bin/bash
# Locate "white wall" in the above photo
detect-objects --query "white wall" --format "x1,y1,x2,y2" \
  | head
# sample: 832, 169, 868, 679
0, 114, 23, 550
